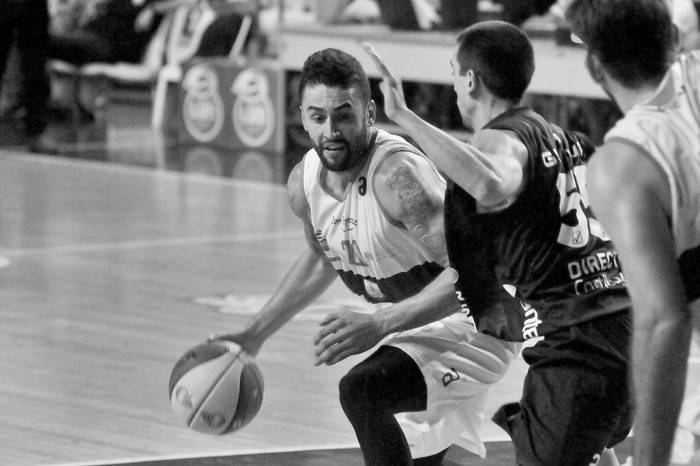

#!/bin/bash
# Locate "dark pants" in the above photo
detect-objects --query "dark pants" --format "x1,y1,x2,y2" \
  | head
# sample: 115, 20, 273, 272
339, 346, 449, 466
493, 311, 634, 466
0, 0, 50, 137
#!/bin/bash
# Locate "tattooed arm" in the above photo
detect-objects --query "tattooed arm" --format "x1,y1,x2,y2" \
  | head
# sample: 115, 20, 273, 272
372, 150, 448, 263
314, 150, 464, 365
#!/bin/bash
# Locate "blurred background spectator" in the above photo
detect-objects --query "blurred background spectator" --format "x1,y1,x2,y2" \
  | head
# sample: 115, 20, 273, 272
48, 0, 164, 67
670, 0, 700, 52
0, 0, 55, 153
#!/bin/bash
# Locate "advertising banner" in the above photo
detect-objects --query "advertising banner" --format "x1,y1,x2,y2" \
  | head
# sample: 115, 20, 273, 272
177, 58, 286, 154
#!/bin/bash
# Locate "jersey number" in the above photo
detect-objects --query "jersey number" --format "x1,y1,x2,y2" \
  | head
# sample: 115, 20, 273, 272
342, 239, 368, 266
358, 177, 367, 196
555, 165, 608, 248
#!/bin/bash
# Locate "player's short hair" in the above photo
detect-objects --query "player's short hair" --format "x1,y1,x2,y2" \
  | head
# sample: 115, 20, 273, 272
455, 21, 534, 104
298, 48, 371, 104
566, 0, 676, 88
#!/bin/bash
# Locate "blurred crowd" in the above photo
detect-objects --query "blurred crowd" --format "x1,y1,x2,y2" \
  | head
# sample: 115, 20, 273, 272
1, 0, 699, 153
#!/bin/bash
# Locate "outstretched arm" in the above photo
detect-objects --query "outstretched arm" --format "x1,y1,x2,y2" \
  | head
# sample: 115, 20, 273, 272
364, 43, 527, 210
313, 152, 463, 365
313, 268, 462, 366
588, 141, 692, 466
213, 163, 338, 356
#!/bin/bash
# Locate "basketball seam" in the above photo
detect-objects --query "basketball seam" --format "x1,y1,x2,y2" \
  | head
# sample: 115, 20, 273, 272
186, 348, 242, 431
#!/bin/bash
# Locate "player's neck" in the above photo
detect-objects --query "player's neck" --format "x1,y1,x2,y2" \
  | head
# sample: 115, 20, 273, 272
322, 150, 371, 200
610, 79, 665, 114
474, 98, 514, 130
321, 128, 375, 199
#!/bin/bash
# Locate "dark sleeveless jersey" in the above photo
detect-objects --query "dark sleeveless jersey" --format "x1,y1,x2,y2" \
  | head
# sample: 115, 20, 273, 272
444, 107, 631, 342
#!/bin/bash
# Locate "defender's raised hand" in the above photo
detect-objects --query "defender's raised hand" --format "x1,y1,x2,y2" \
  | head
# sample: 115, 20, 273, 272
363, 42, 408, 122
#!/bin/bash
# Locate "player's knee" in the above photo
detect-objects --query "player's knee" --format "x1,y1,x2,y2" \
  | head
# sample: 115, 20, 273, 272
338, 368, 373, 416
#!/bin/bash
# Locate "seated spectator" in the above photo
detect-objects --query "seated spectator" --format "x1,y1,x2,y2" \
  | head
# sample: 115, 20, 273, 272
48, 0, 164, 66
46, 0, 167, 120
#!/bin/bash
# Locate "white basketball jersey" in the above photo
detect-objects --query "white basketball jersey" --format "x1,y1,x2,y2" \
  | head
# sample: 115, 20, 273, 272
300, 129, 447, 303
605, 52, 700, 259
300, 129, 520, 459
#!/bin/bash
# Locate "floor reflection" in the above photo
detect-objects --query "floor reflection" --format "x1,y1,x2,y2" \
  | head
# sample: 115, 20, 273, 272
0, 93, 309, 186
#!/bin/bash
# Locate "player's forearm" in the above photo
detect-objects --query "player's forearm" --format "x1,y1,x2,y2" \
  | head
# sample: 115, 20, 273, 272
375, 269, 462, 336
245, 250, 336, 342
391, 109, 504, 199
632, 309, 692, 466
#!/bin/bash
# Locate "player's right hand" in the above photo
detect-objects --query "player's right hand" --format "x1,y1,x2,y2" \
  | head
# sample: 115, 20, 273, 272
208, 330, 263, 357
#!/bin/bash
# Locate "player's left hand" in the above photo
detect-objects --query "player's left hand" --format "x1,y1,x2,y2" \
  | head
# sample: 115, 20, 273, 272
313, 310, 383, 366
363, 42, 408, 122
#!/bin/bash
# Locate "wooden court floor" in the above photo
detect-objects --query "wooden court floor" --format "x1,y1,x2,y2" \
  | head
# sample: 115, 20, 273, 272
0, 103, 697, 466
0, 150, 531, 466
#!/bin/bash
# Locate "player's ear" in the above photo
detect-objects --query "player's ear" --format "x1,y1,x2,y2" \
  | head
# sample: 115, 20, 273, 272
585, 52, 605, 85
367, 100, 377, 126
466, 69, 480, 96
466, 69, 475, 88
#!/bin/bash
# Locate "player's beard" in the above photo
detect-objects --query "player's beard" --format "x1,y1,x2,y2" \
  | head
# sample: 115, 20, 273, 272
313, 128, 369, 173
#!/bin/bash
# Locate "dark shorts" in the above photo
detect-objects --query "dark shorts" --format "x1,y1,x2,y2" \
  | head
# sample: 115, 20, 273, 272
492, 311, 634, 466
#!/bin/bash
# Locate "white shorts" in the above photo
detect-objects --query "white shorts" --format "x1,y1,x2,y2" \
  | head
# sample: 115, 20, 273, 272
387, 312, 521, 458
671, 335, 700, 463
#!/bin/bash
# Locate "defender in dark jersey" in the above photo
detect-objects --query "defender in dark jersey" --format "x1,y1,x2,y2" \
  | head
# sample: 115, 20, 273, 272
367, 21, 633, 466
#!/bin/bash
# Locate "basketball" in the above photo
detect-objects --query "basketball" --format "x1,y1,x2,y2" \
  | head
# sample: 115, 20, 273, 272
169, 340, 264, 435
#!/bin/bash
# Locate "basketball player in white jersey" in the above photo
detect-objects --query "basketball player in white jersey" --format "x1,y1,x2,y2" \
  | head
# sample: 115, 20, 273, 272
567, 1, 700, 465
212, 48, 520, 465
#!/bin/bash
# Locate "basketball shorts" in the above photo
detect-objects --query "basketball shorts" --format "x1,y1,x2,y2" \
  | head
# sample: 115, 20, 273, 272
492, 311, 633, 466
673, 334, 700, 463
673, 388, 700, 463
387, 312, 521, 458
